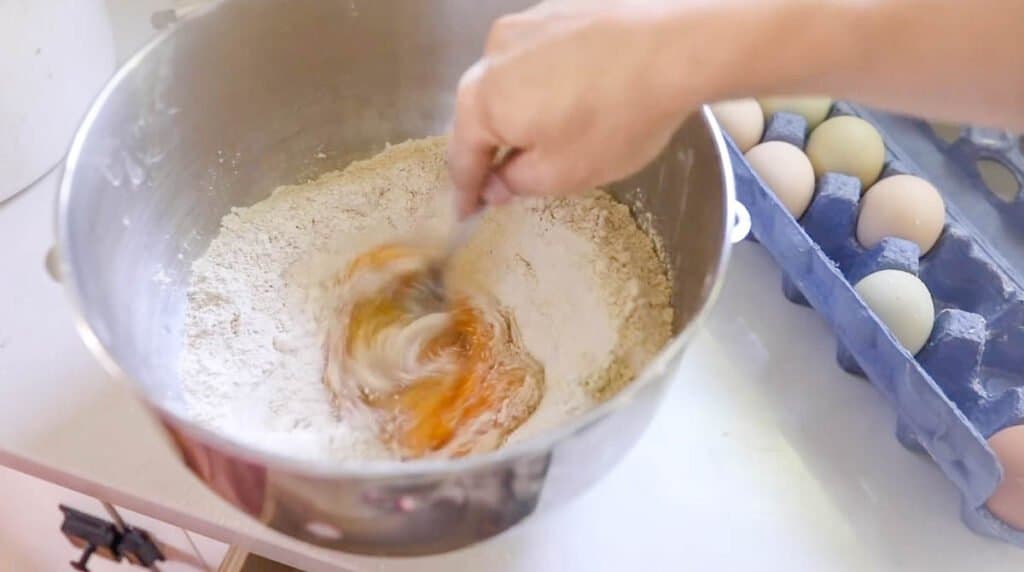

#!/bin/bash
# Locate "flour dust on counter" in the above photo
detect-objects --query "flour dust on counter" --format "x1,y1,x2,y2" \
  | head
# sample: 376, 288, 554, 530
179, 137, 672, 462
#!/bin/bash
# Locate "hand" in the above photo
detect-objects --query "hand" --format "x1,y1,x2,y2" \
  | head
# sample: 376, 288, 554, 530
448, 1, 704, 217
449, 0, 1024, 217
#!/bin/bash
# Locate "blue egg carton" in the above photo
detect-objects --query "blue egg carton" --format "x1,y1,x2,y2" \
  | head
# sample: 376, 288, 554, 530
729, 101, 1024, 546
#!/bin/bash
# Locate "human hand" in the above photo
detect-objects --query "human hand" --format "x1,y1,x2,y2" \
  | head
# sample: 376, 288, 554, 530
448, 1, 711, 217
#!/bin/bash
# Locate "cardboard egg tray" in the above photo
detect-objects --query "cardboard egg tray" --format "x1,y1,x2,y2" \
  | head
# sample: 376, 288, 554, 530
728, 101, 1024, 546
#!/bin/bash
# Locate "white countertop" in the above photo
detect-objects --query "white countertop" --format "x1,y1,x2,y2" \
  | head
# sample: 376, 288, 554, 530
2, 167, 1023, 571
2, 2, 1023, 570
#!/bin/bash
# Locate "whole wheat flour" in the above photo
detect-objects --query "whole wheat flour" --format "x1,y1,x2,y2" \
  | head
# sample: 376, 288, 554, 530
180, 137, 673, 461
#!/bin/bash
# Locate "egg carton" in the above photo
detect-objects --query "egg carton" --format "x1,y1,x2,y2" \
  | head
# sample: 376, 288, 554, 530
728, 101, 1024, 546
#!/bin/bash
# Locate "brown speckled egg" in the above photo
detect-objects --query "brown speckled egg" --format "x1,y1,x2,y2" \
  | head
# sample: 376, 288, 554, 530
758, 96, 833, 128
806, 116, 886, 189
745, 141, 816, 218
857, 175, 946, 254
986, 425, 1024, 530
711, 99, 764, 152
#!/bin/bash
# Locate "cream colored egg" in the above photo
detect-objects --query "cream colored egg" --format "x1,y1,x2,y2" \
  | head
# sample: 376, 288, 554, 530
710, 99, 764, 152
854, 269, 935, 354
986, 425, 1024, 531
758, 96, 834, 128
806, 116, 886, 189
745, 141, 816, 218
858, 175, 946, 254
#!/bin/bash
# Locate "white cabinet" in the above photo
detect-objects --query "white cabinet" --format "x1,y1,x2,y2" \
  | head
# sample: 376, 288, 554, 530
0, 466, 227, 571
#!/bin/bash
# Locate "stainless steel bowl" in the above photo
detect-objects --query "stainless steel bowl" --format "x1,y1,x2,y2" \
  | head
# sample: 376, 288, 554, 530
58, 0, 737, 556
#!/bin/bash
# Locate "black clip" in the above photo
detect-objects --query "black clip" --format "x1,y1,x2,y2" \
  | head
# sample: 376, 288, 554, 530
59, 506, 120, 571
59, 505, 166, 571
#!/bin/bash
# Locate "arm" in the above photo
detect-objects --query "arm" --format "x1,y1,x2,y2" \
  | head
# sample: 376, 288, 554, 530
697, 0, 1024, 129
449, 0, 1024, 215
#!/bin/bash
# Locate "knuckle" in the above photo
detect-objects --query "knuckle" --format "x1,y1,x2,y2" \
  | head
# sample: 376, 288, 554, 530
486, 13, 532, 53
471, 79, 504, 144
494, 13, 525, 31
455, 61, 484, 102
453, 65, 489, 138
484, 21, 508, 53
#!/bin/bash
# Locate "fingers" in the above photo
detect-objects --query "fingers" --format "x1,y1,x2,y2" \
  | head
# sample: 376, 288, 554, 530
492, 147, 588, 198
448, 61, 499, 218
481, 174, 515, 206
493, 122, 680, 199
448, 137, 492, 217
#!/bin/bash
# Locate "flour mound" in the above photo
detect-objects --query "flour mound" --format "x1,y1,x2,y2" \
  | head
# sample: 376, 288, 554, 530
180, 137, 672, 461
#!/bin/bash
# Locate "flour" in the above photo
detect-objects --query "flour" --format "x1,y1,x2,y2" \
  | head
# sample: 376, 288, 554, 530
180, 137, 673, 462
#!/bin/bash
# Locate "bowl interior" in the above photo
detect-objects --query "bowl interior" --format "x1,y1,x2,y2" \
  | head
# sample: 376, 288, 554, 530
60, 0, 729, 457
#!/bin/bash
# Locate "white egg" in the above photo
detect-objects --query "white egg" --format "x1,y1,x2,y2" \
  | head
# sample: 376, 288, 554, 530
710, 99, 764, 152
854, 269, 935, 354
758, 96, 834, 128
806, 116, 886, 189
744, 141, 816, 218
858, 175, 946, 254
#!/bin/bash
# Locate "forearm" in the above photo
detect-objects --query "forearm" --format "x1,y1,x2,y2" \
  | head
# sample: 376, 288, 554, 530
654, 0, 1024, 129
817, 0, 1024, 129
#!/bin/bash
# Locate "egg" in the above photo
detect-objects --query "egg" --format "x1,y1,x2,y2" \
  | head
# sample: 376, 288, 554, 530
853, 269, 935, 354
986, 425, 1024, 530
710, 99, 764, 152
744, 141, 816, 218
857, 175, 946, 254
806, 116, 886, 189
758, 96, 833, 128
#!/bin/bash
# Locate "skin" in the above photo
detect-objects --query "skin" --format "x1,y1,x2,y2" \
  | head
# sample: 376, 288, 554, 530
448, 0, 1024, 217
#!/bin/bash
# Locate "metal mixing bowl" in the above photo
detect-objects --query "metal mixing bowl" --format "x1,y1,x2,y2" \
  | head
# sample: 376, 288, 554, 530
58, 0, 738, 556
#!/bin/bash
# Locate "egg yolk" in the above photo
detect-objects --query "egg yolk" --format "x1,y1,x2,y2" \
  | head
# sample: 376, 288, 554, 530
323, 243, 544, 459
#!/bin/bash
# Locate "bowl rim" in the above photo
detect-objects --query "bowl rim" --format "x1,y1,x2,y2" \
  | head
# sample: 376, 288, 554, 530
56, 1, 737, 479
